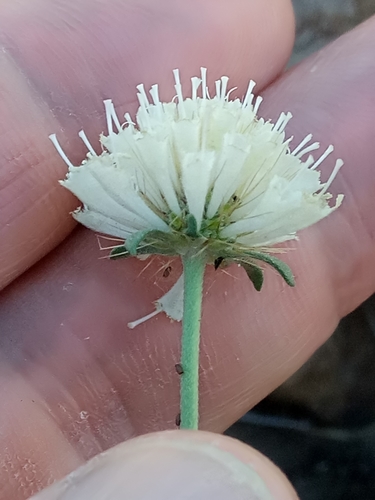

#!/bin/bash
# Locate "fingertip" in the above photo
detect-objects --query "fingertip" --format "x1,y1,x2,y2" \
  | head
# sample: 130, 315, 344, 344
30, 431, 298, 500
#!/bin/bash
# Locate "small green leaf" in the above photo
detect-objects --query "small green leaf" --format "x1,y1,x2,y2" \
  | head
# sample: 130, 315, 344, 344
125, 229, 154, 256
110, 246, 129, 260
185, 214, 199, 238
241, 262, 264, 291
246, 251, 295, 287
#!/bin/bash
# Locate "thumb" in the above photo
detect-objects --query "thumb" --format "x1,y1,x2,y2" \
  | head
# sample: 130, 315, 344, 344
30, 431, 298, 500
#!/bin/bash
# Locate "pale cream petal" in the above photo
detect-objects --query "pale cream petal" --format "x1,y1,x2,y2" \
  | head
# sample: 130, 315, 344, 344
231, 197, 337, 247
73, 209, 135, 240
128, 134, 181, 214
62, 159, 170, 233
206, 134, 251, 218
181, 151, 215, 230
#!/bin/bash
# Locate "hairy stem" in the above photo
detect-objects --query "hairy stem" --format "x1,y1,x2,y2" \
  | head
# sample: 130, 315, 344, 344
180, 251, 206, 429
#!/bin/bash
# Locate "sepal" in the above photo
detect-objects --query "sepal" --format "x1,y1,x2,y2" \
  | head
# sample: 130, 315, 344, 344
241, 262, 264, 291
245, 251, 295, 287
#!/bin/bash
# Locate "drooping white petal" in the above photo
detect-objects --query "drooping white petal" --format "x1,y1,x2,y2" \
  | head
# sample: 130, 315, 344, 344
156, 273, 184, 321
127, 273, 184, 329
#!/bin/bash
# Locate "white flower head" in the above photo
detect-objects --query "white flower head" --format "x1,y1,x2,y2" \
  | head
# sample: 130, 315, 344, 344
50, 68, 343, 326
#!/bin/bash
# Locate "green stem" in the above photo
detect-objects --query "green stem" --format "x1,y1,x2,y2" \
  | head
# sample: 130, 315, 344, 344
180, 251, 206, 430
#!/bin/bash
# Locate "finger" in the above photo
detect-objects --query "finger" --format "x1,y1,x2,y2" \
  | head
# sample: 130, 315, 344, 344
30, 431, 298, 500
0, 0, 295, 289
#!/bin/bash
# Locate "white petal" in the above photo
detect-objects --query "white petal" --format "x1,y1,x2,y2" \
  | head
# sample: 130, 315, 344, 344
206, 134, 250, 218
128, 133, 181, 214
62, 156, 170, 233
181, 151, 215, 230
171, 118, 201, 157
73, 209, 135, 239
227, 194, 337, 247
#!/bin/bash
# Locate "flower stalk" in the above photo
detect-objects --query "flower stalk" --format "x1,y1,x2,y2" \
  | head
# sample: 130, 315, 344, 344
180, 251, 206, 429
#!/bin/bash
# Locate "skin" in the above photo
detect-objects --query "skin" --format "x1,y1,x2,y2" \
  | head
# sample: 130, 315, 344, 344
0, 0, 375, 498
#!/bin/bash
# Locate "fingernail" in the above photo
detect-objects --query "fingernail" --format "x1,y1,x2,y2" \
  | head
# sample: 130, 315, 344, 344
31, 432, 276, 500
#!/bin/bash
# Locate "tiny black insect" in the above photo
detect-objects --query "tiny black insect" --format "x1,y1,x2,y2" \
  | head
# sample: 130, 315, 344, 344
175, 363, 184, 375
214, 257, 224, 270
175, 413, 181, 427
163, 265, 172, 278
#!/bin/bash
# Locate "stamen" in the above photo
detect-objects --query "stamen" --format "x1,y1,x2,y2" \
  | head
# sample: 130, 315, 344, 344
149, 84, 164, 120
283, 136, 293, 151
173, 69, 186, 118
136, 85, 151, 130
191, 77, 201, 100
200, 67, 207, 99
320, 159, 344, 194
149, 84, 161, 106
103, 99, 122, 135
225, 86, 237, 101
215, 79, 221, 99
304, 154, 315, 168
220, 76, 229, 100
278, 112, 293, 133
124, 112, 135, 130
111, 105, 122, 132
274, 112, 286, 132
242, 80, 256, 108
78, 130, 97, 156
173, 69, 183, 102
104, 100, 113, 135
136, 83, 150, 109
296, 142, 320, 158
127, 308, 161, 329
253, 95, 263, 115
291, 133, 313, 155
310, 145, 334, 170
49, 134, 75, 169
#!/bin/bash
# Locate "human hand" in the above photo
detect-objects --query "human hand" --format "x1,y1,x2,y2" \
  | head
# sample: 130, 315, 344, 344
1, 0, 375, 498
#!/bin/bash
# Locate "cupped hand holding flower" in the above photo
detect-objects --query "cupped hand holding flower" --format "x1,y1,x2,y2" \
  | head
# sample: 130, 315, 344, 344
1, 1, 375, 499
